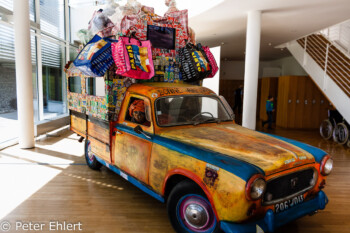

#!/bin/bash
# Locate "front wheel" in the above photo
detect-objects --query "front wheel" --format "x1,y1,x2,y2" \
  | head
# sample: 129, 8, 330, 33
84, 140, 102, 170
167, 180, 220, 233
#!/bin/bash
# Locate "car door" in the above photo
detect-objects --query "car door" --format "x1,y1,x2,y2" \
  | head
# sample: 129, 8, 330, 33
112, 94, 153, 184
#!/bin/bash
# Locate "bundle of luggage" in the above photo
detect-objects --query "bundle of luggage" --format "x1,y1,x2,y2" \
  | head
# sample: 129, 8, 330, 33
66, 0, 219, 121
69, 0, 219, 83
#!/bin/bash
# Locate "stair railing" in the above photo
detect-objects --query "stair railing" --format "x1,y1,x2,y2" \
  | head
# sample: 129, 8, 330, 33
297, 34, 350, 97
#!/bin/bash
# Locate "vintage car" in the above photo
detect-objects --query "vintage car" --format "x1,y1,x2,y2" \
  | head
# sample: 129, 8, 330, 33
70, 82, 332, 233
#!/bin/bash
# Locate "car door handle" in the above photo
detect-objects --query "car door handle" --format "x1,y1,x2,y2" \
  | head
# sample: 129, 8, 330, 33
112, 130, 123, 136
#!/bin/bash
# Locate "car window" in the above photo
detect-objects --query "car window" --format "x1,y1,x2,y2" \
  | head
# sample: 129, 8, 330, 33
155, 95, 232, 126
86, 77, 105, 96
68, 76, 81, 94
125, 97, 151, 127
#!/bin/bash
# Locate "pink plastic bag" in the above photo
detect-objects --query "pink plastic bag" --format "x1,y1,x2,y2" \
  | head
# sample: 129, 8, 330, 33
111, 37, 154, 79
202, 46, 218, 78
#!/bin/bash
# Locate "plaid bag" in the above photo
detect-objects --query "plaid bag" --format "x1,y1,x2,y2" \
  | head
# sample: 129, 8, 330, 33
179, 43, 212, 82
74, 35, 117, 77
199, 44, 218, 78
130, 14, 188, 57
164, 9, 188, 34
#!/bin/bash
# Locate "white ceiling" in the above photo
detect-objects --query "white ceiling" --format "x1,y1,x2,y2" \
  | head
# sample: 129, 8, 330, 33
189, 0, 350, 60
71, 0, 350, 60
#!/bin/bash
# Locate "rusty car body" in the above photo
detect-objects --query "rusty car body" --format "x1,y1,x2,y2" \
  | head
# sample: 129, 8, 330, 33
69, 81, 332, 233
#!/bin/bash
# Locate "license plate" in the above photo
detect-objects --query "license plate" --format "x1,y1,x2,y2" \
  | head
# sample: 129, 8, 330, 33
275, 195, 304, 213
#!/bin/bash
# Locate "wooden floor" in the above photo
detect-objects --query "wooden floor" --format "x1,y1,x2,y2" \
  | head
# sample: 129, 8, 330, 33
0, 126, 349, 233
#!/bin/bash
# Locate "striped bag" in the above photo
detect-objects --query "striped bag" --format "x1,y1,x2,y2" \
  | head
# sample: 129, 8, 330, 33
74, 35, 117, 77
179, 43, 212, 82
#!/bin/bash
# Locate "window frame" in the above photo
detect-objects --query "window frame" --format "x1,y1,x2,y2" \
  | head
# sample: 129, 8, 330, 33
68, 76, 82, 94
122, 94, 153, 133
85, 77, 106, 97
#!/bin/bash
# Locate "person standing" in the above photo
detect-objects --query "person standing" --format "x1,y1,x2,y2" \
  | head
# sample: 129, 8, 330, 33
233, 85, 243, 114
262, 95, 274, 129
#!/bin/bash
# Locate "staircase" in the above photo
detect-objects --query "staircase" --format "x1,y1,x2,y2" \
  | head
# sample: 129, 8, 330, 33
286, 33, 350, 124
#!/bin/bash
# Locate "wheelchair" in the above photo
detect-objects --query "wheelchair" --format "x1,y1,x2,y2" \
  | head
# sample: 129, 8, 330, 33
320, 109, 350, 147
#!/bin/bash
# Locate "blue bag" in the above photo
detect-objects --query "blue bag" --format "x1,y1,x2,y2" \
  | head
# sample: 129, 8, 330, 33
74, 35, 117, 77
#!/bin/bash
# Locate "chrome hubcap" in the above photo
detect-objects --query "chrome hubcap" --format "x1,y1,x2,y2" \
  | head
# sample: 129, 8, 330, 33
184, 203, 209, 229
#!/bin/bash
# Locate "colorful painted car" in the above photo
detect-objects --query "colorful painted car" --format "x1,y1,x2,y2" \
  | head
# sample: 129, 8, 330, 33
70, 83, 332, 233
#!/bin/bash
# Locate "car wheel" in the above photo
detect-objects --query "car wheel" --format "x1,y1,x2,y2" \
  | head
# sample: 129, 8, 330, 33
84, 140, 102, 170
320, 119, 333, 140
167, 180, 220, 233
333, 123, 349, 145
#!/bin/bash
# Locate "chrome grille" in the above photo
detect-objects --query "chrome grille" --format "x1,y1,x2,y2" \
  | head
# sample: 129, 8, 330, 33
263, 168, 316, 205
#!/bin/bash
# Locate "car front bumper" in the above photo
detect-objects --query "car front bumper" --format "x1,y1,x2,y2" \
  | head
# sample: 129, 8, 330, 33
220, 191, 328, 233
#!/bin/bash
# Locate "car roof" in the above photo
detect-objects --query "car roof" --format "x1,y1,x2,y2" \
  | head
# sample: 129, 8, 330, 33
127, 82, 215, 99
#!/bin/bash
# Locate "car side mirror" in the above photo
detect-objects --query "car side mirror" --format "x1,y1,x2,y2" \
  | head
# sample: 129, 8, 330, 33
134, 125, 151, 139
134, 125, 143, 134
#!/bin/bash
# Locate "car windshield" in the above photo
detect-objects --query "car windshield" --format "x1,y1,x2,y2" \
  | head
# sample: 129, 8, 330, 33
155, 95, 233, 126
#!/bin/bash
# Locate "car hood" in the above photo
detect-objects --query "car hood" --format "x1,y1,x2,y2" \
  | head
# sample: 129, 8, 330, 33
158, 123, 317, 176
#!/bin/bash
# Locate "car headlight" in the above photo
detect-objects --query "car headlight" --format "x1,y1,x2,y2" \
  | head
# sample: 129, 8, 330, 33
246, 176, 266, 201
320, 156, 333, 176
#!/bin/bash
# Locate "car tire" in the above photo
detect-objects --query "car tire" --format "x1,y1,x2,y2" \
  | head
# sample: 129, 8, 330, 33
84, 140, 102, 170
167, 180, 221, 233
333, 122, 349, 145
320, 119, 333, 140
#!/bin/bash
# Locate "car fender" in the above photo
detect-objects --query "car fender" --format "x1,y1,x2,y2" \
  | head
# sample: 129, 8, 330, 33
162, 168, 220, 220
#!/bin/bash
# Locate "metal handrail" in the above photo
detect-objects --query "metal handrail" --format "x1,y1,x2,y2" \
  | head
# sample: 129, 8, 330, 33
326, 65, 350, 90
328, 46, 350, 67
307, 36, 350, 76
307, 35, 350, 75
327, 51, 350, 75
306, 38, 327, 63
306, 47, 325, 66
300, 34, 350, 97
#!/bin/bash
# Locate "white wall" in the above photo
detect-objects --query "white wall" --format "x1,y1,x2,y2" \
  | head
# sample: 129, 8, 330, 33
220, 60, 245, 80
70, 6, 96, 43
203, 46, 221, 94
220, 56, 308, 80
279, 56, 308, 76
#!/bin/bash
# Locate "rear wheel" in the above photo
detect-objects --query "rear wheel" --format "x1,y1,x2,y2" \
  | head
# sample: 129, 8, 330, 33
167, 180, 220, 233
333, 122, 349, 145
84, 140, 102, 170
320, 119, 333, 140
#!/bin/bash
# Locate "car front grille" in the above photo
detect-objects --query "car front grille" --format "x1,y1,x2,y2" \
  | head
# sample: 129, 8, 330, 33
263, 168, 316, 205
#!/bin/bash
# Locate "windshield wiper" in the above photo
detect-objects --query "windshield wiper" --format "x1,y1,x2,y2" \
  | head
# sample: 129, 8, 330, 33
193, 117, 221, 126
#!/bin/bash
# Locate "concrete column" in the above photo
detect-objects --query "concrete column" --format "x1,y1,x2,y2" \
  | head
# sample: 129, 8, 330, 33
14, 0, 35, 148
242, 11, 261, 130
